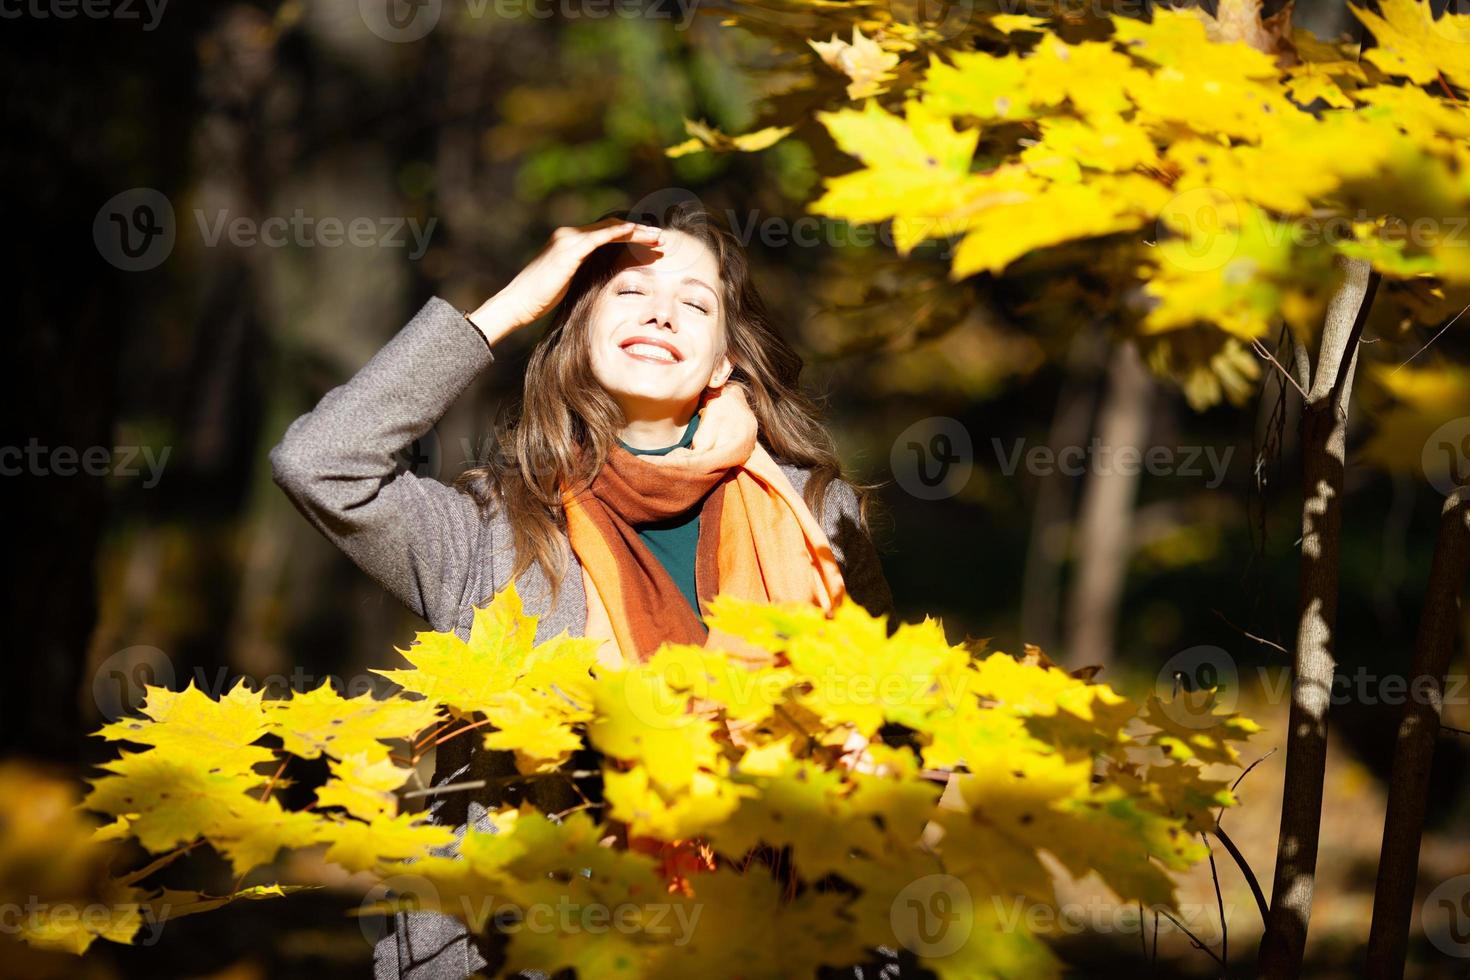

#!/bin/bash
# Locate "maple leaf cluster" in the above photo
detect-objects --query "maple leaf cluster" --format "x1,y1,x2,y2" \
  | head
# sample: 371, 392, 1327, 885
30, 583, 1263, 978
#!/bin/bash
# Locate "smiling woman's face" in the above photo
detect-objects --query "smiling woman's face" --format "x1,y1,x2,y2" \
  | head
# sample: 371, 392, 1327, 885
586, 228, 734, 419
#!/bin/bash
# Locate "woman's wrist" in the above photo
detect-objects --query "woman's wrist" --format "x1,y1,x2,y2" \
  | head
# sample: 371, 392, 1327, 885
464, 293, 525, 349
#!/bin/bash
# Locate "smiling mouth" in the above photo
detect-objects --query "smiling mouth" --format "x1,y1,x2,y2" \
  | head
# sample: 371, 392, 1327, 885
619, 339, 682, 364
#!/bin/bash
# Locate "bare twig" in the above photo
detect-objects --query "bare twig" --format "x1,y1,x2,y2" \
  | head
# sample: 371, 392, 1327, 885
1252, 338, 1311, 401
117, 840, 204, 887
550, 801, 601, 821
1157, 907, 1225, 966
1138, 900, 1147, 963
399, 770, 599, 800
1436, 71, 1463, 105
1230, 747, 1279, 799
1211, 608, 1291, 657
413, 718, 457, 751
1214, 825, 1271, 929
1393, 303, 1469, 374
1204, 832, 1228, 967
257, 758, 289, 805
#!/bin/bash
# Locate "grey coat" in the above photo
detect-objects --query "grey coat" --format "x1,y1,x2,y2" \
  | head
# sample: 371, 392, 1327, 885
269, 297, 901, 979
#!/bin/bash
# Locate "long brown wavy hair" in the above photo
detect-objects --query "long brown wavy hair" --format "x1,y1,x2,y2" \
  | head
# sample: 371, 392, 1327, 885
454, 201, 876, 603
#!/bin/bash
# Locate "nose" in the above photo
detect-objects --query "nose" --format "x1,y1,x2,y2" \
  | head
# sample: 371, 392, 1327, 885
643, 291, 678, 331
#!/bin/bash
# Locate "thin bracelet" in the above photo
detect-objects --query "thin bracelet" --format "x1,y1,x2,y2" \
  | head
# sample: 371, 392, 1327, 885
461, 307, 496, 358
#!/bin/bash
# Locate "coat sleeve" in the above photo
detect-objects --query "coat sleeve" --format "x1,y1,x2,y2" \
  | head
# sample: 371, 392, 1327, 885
822, 478, 896, 623
268, 296, 496, 633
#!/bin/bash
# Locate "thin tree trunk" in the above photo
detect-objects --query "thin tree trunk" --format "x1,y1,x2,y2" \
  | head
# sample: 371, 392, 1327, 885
1365, 489, 1470, 978
1021, 328, 1104, 650
1259, 255, 1378, 976
1063, 339, 1154, 668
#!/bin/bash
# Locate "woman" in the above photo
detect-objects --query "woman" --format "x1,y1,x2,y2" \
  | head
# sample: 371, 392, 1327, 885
270, 204, 897, 978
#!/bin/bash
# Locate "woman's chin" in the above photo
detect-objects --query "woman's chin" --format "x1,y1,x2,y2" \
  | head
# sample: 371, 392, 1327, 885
602, 381, 700, 411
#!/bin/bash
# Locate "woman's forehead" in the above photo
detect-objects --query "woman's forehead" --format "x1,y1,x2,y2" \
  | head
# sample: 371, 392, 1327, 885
615, 229, 721, 282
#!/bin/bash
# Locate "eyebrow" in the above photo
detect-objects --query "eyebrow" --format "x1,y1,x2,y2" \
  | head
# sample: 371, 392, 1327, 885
619, 265, 719, 302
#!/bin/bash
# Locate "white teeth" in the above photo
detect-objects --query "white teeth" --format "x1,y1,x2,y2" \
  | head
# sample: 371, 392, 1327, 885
624, 343, 677, 363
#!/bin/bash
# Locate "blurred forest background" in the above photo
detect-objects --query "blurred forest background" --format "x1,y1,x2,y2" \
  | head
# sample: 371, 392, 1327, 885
4, 0, 1469, 976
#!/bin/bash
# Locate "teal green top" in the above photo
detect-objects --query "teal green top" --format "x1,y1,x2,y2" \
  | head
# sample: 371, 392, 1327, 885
618, 413, 705, 623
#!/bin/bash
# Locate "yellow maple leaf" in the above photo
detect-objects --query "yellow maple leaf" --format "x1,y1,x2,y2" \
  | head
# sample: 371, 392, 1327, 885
665, 120, 793, 158
1114, 762, 1238, 835
1351, 0, 1470, 89
15, 878, 146, 954
590, 668, 721, 793
1021, 38, 1138, 120
603, 763, 753, 840
208, 800, 321, 877
314, 751, 415, 821
97, 681, 274, 777
949, 174, 1169, 278
809, 26, 900, 100
920, 50, 1034, 120
83, 751, 266, 853
1112, 7, 1280, 78
1360, 363, 1470, 480
1142, 691, 1262, 766
315, 814, 456, 872
262, 680, 440, 762
809, 97, 979, 246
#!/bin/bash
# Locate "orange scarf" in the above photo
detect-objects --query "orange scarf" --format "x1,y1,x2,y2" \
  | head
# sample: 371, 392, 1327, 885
559, 385, 847, 668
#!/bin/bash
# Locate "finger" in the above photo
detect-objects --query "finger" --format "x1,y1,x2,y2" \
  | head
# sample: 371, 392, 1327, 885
578, 216, 633, 232
595, 221, 662, 245
570, 221, 661, 258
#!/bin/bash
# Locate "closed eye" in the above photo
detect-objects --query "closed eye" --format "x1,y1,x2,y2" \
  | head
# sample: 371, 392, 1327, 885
619, 287, 709, 315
